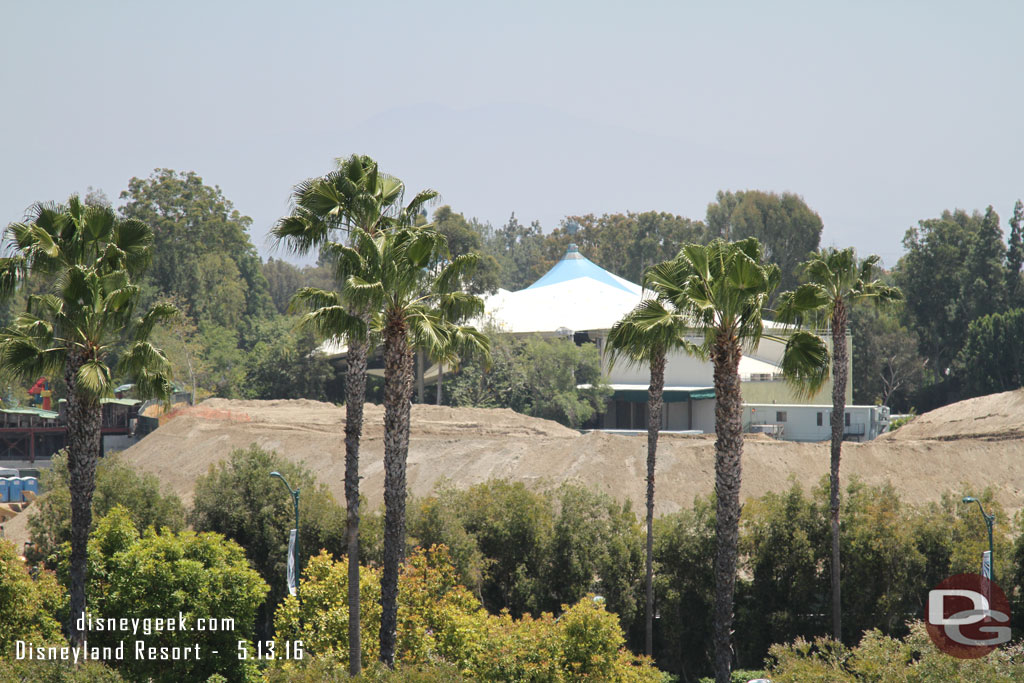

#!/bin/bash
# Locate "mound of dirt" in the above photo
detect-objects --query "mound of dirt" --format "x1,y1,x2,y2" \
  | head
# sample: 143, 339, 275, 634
880, 389, 1024, 442
112, 395, 1024, 518
6, 392, 1024, 551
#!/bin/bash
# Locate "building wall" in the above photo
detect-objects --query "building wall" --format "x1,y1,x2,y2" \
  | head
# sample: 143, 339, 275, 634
742, 404, 889, 442
596, 331, 851, 407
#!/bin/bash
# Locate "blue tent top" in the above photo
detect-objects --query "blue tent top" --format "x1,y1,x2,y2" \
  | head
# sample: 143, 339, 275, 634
526, 244, 638, 294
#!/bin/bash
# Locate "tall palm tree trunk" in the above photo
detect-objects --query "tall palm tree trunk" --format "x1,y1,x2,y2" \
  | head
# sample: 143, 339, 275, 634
645, 349, 666, 656
711, 336, 743, 683
380, 315, 414, 667
436, 363, 443, 405
344, 340, 368, 675
830, 300, 848, 642
66, 353, 102, 646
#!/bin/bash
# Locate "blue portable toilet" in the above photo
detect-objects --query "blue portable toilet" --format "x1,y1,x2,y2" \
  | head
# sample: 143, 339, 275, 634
0, 478, 9, 503
7, 478, 22, 503
21, 477, 39, 499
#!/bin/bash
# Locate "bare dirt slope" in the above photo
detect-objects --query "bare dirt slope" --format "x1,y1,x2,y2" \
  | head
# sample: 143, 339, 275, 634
5, 391, 1024, 550
879, 388, 1024, 442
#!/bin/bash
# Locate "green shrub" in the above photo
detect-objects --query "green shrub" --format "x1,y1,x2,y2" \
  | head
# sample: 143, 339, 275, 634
27, 451, 185, 564
0, 540, 65, 658
767, 621, 1024, 682
272, 545, 662, 681
0, 660, 125, 682
54, 506, 267, 683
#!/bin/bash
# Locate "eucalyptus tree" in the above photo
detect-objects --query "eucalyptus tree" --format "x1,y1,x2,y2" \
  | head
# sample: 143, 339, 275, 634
336, 224, 488, 666
0, 197, 175, 644
273, 154, 434, 674
653, 238, 828, 683
607, 278, 697, 656
776, 247, 902, 642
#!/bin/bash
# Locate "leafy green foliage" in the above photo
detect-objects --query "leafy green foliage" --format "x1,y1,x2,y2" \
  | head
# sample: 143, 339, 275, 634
647, 481, 1017, 678
406, 481, 643, 628
954, 308, 1024, 397
895, 207, 1010, 380
240, 317, 337, 401
480, 212, 553, 291
119, 169, 274, 329
850, 302, 925, 410
272, 545, 661, 681
188, 446, 347, 618
0, 196, 176, 403
554, 212, 708, 285
431, 206, 501, 294
446, 334, 611, 428
118, 169, 278, 400
705, 190, 824, 293
261, 257, 335, 315
767, 621, 1024, 682
27, 452, 186, 565
0, 539, 66, 657
56, 506, 267, 683
0, 659, 126, 682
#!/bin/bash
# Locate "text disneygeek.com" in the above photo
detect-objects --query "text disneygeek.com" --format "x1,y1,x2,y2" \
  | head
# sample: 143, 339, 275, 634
13, 612, 303, 662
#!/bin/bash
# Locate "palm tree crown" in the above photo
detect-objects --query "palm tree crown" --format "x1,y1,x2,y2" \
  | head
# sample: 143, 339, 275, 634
0, 197, 175, 401
776, 247, 902, 329
650, 238, 829, 385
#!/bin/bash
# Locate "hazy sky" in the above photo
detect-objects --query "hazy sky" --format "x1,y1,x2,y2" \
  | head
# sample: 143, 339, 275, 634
2, 1, 1021, 268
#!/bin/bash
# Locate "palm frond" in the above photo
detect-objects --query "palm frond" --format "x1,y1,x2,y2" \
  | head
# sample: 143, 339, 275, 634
75, 359, 114, 400
134, 302, 180, 342
288, 287, 341, 314
774, 283, 831, 326
777, 331, 830, 399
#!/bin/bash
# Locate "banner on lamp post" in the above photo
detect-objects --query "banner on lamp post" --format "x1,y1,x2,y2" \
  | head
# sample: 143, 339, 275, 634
287, 528, 298, 596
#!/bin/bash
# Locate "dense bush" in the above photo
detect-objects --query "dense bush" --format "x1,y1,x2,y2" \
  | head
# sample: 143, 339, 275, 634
272, 545, 661, 681
0, 540, 65, 657
650, 480, 1016, 677
27, 452, 186, 564
188, 445, 349, 634
767, 621, 1024, 682
407, 481, 643, 627
0, 659, 126, 682
54, 506, 267, 683
445, 334, 613, 428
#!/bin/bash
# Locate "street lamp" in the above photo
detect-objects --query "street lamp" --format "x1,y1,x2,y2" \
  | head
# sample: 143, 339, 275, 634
271, 471, 301, 607
962, 496, 995, 580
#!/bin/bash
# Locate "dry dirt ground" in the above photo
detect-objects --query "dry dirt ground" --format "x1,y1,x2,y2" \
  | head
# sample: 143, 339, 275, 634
5, 390, 1024, 548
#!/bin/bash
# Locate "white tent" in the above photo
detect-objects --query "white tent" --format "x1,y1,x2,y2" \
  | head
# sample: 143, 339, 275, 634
483, 244, 646, 334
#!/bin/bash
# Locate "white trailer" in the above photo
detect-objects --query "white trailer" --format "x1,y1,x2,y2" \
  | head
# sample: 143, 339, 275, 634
743, 404, 890, 442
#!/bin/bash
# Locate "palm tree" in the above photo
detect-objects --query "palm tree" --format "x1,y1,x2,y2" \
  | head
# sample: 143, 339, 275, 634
338, 224, 487, 666
653, 238, 828, 683
776, 247, 902, 642
607, 279, 698, 657
0, 197, 175, 644
273, 154, 435, 675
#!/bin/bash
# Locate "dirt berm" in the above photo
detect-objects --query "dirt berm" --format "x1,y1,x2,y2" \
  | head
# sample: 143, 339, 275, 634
5, 390, 1024, 548
108, 389, 1024, 513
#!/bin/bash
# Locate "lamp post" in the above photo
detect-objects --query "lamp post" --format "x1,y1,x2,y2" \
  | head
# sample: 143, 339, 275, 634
271, 471, 301, 607
962, 496, 995, 580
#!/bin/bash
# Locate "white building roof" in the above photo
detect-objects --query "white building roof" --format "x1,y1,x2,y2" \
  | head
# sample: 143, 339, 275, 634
482, 243, 648, 334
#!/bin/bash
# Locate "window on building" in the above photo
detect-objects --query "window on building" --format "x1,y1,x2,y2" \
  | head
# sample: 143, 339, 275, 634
817, 412, 823, 426
845, 412, 851, 427
776, 411, 787, 422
